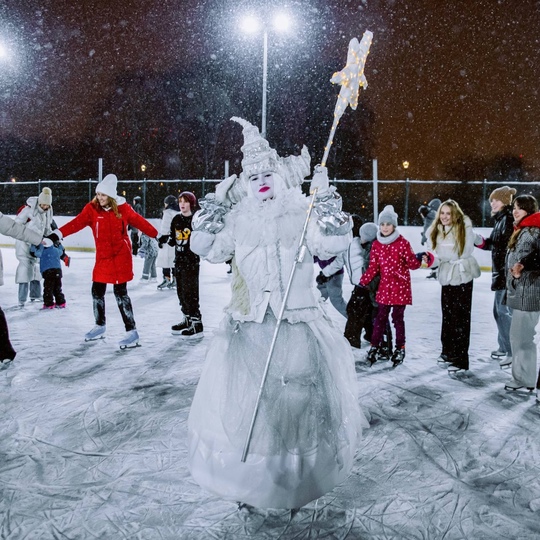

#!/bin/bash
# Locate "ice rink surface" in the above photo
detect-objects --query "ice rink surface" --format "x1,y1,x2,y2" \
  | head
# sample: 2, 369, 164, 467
1, 246, 539, 539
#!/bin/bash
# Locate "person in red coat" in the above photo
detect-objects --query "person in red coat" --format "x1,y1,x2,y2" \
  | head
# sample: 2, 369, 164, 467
47, 174, 158, 348
360, 205, 433, 367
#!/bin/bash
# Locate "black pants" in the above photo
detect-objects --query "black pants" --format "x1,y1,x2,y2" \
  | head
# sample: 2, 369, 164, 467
174, 257, 201, 319
91, 282, 136, 331
344, 286, 374, 348
0, 306, 16, 361
130, 230, 139, 255
43, 268, 65, 307
441, 281, 473, 368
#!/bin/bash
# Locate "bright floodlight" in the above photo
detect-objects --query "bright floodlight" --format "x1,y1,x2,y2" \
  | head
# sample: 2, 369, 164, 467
240, 14, 260, 34
273, 12, 292, 32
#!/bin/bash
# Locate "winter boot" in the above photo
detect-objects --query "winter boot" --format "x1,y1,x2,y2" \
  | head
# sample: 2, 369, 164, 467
171, 317, 191, 335
177, 317, 203, 338
366, 346, 378, 366
391, 347, 406, 367
119, 329, 140, 349
157, 278, 170, 290
85, 325, 106, 341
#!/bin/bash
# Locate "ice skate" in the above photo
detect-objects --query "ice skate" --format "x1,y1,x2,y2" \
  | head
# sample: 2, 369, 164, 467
119, 329, 140, 349
55, 303, 66, 309
176, 317, 203, 338
157, 278, 170, 290
437, 353, 451, 364
366, 346, 378, 366
447, 362, 468, 373
504, 378, 534, 392
40, 304, 55, 310
491, 349, 506, 359
171, 318, 190, 335
167, 278, 176, 289
84, 325, 106, 341
391, 347, 405, 367
499, 355, 512, 369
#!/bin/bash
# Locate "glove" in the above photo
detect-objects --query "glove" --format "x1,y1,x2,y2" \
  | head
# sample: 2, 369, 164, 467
415, 252, 435, 267
474, 234, 485, 248
215, 174, 238, 206
46, 232, 61, 243
158, 235, 169, 248
316, 272, 330, 285
310, 165, 329, 195
62, 254, 71, 267
415, 252, 426, 263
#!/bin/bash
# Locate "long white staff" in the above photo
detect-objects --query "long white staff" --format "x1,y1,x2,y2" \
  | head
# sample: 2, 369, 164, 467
241, 30, 373, 463
321, 31, 373, 167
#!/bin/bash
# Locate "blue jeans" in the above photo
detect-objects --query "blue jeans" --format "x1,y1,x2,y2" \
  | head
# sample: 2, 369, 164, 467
494, 289, 512, 355
18, 280, 42, 304
142, 254, 157, 280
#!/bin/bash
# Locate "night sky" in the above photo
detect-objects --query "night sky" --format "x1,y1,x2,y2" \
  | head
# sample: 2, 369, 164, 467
0, 0, 539, 180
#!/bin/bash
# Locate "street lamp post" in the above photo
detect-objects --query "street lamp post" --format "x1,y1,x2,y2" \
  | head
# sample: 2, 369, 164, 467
240, 12, 292, 139
402, 161, 410, 225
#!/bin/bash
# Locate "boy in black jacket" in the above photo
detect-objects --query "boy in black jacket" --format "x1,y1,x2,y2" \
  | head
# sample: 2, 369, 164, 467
169, 191, 203, 337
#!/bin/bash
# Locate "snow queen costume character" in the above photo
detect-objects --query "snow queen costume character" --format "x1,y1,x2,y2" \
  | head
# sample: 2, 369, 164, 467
188, 117, 367, 509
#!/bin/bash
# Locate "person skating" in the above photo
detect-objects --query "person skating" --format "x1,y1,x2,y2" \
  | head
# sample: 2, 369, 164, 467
30, 240, 67, 309
169, 191, 203, 337
47, 174, 158, 349
187, 117, 367, 510
14, 187, 55, 306
156, 195, 180, 290
360, 205, 432, 367
427, 199, 481, 373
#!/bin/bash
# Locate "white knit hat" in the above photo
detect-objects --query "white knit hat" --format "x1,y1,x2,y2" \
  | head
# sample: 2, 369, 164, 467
378, 205, 398, 226
96, 174, 118, 199
359, 222, 378, 243
38, 187, 52, 206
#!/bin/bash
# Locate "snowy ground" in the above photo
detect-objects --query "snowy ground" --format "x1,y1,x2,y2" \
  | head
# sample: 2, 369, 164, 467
1, 245, 540, 539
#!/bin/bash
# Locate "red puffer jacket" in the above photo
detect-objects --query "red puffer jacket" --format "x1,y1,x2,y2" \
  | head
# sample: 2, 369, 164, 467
60, 201, 157, 284
359, 235, 421, 305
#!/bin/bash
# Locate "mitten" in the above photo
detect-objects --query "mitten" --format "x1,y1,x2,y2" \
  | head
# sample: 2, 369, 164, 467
316, 272, 330, 285
158, 235, 169, 248
310, 165, 329, 195
474, 234, 485, 248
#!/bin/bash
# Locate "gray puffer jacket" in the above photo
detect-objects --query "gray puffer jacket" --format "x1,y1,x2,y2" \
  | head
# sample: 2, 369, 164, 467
506, 225, 540, 312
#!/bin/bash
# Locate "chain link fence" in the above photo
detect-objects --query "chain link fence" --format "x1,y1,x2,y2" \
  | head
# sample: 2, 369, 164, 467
1, 178, 539, 226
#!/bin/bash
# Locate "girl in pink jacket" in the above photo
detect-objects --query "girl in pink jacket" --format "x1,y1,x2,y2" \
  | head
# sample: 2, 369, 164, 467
360, 205, 432, 367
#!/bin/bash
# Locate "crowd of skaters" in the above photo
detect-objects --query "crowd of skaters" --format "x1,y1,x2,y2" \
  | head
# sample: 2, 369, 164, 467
1, 118, 540, 512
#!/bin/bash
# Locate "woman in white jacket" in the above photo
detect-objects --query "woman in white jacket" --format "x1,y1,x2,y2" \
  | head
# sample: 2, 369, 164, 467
1, 211, 43, 362
155, 195, 180, 290
427, 199, 481, 372
15, 188, 54, 305
187, 117, 367, 510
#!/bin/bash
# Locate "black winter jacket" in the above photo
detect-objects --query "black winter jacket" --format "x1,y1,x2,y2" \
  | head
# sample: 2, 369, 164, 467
481, 206, 514, 290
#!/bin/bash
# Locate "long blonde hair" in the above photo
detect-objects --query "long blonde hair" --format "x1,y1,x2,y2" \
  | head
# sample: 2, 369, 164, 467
92, 196, 122, 219
429, 199, 467, 257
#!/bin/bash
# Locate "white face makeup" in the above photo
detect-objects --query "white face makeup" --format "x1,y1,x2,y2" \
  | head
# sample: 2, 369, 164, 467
439, 205, 453, 226
249, 172, 275, 201
490, 199, 504, 213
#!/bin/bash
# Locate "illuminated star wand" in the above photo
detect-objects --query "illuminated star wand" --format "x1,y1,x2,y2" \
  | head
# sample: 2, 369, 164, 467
321, 30, 373, 167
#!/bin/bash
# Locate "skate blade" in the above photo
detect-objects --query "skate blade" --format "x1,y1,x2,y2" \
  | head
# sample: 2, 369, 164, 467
504, 385, 534, 392
119, 342, 140, 350
85, 335, 105, 342
175, 333, 204, 340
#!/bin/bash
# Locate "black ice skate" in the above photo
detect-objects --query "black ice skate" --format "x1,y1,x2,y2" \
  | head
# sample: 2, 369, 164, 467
366, 346, 378, 366
175, 317, 204, 338
171, 318, 190, 335
391, 347, 405, 367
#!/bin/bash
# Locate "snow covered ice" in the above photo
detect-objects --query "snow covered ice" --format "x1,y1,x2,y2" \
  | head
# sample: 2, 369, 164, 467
1, 228, 540, 539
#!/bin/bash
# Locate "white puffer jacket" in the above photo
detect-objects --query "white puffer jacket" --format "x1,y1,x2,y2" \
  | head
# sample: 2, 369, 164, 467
14, 197, 54, 283
156, 207, 180, 268
343, 237, 365, 286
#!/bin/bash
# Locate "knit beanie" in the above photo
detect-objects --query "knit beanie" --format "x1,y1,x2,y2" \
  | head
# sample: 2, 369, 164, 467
359, 222, 378, 244
489, 186, 516, 207
428, 198, 441, 211
96, 174, 118, 200
179, 191, 198, 210
378, 205, 398, 227
38, 187, 52, 206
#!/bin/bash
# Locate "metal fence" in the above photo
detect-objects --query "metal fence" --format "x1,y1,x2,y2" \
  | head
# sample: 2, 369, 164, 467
1, 177, 539, 226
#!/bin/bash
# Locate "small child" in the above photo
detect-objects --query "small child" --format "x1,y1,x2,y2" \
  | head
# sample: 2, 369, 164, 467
139, 233, 159, 283
30, 242, 66, 309
359, 205, 433, 367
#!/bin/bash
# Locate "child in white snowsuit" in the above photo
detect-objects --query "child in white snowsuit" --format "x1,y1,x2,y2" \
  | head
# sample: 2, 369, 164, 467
139, 233, 158, 282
